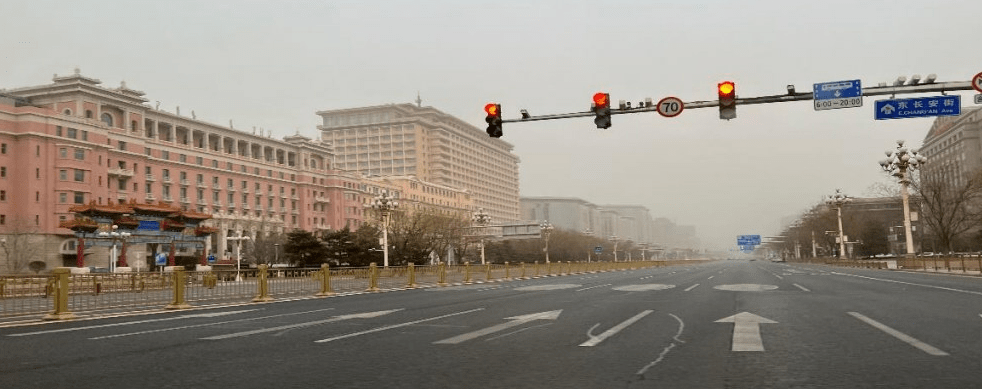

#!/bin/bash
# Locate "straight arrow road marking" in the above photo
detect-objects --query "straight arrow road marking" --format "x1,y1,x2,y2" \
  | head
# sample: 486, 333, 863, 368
434, 310, 562, 344
202, 310, 402, 340
7, 309, 258, 337
715, 312, 777, 352
88, 308, 333, 340
580, 310, 653, 347
315, 308, 484, 343
848, 312, 948, 356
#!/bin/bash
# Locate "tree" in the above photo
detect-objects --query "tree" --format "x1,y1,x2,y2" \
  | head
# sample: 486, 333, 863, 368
244, 231, 286, 265
283, 230, 329, 267
915, 168, 982, 253
1, 218, 43, 274
384, 209, 469, 266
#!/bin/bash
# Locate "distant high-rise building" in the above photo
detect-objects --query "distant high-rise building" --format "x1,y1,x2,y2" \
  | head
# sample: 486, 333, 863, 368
316, 104, 521, 222
920, 107, 981, 188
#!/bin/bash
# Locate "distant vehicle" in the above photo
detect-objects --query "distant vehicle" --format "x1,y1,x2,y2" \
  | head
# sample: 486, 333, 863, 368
88, 267, 110, 273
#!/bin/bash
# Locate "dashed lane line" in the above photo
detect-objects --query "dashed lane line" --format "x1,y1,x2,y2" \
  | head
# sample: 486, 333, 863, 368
848, 312, 948, 356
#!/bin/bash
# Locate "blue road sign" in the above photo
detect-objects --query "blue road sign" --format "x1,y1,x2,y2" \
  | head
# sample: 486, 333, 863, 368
155, 253, 167, 266
813, 80, 862, 110
594, 246, 603, 254
875, 95, 961, 120
207, 254, 216, 264
737, 235, 761, 246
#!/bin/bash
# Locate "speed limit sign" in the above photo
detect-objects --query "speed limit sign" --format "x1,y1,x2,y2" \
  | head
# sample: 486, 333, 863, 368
656, 97, 684, 117
972, 72, 982, 92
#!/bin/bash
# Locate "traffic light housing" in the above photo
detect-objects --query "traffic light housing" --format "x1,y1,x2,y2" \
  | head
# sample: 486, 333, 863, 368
592, 92, 611, 129
718, 81, 736, 120
484, 103, 502, 138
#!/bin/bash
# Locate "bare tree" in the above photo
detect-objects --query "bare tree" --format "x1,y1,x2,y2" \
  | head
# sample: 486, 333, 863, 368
1, 218, 43, 274
914, 168, 982, 253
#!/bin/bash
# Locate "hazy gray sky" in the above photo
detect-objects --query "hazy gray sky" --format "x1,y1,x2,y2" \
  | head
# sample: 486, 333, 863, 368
3, 0, 980, 249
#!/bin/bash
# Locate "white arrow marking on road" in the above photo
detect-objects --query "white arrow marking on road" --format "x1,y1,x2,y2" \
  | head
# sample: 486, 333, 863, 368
7, 309, 258, 337
202, 310, 402, 340
715, 312, 777, 352
580, 310, 653, 347
88, 308, 334, 340
434, 310, 562, 344
314, 308, 484, 343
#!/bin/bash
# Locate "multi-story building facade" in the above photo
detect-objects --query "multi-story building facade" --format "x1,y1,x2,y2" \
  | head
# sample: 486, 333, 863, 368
363, 175, 473, 219
0, 70, 376, 271
920, 107, 981, 188
316, 103, 521, 223
520, 196, 699, 249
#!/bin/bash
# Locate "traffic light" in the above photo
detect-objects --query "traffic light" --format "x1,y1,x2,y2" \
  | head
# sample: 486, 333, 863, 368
718, 81, 736, 120
484, 103, 502, 138
592, 92, 611, 129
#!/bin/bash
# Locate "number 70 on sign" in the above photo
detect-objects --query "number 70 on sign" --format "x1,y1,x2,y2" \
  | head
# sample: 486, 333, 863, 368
657, 97, 685, 117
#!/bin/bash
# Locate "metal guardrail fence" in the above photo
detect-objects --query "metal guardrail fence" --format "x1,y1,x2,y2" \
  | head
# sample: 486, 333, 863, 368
0, 260, 704, 321
789, 257, 982, 274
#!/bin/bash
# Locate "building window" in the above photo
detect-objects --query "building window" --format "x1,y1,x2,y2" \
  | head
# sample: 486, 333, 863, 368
59, 148, 68, 158
145, 147, 152, 156
179, 154, 187, 163
0, 190, 5, 201
0, 143, 5, 154
161, 150, 169, 160
0, 166, 5, 178
67, 128, 78, 139
212, 160, 218, 168
101, 113, 114, 127
196, 156, 203, 165
59, 170, 67, 180
56, 126, 63, 136
82, 131, 88, 141
118, 141, 126, 151
74, 169, 85, 182
74, 191, 85, 204
0, 215, 4, 225
85, 110, 93, 119
74, 148, 85, 160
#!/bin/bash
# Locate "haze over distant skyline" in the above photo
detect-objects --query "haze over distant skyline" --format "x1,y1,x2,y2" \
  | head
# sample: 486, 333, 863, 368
3, 0, 980, 249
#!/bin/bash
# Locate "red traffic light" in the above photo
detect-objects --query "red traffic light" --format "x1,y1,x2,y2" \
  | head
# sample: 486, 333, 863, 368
484, 103, 500, 116
593, 92, 610, 108
718, 81, 735, 99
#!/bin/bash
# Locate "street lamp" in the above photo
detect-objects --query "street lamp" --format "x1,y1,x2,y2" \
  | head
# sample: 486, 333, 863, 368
97, 225, 131, 273
273, 243, 280, 265
367, 190, 399, 267
825, 189, 852, 260
540, 221, 554, 264
879, 140, 927, 258
472, 208, 491, 265
610, 236, 620, 262
226, 231, 251, 281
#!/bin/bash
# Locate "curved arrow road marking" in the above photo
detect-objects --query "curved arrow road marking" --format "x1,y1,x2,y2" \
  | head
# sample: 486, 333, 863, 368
580, 310, 653, 347
715, 312, 777, 352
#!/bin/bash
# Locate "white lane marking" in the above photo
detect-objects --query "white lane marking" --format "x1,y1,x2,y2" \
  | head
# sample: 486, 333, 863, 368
87, 308, 334, 340
832, 272, 980, 295
774, 273, 784, 280
8, 310, 258, 337
612, 284, 675, 292
848, 312, 948, 356
575, 284, 611, 292
714, 284, 779, 292
684, 284, 700, 292
715, 312, 777, 352
707, 276, 714, 280
202, 310, 401, 340
316, 308, 484, 343
579, 310, 654, 347
485, 323, 553, 342
433, 310, 562, 345
793, 283, 811, 292
636, 313, 685, 376
514, 284, 581, 291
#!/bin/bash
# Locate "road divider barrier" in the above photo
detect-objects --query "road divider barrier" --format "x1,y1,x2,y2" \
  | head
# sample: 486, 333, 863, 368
1, 259, 707, 321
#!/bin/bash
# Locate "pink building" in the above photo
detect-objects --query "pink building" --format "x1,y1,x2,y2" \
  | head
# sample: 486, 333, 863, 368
0, 70, 373, 272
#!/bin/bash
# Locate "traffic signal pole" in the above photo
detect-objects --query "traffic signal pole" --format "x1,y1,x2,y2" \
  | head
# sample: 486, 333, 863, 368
498, 80, 974, 124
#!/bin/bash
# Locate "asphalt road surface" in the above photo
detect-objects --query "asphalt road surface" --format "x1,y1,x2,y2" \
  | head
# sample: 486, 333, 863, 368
1, 260, 980, 388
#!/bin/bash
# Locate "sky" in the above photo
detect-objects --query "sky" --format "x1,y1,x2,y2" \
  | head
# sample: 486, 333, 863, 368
2, 0, 980, 250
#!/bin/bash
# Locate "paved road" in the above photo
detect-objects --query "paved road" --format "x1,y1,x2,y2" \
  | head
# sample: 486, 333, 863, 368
1, 260, 979, 388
